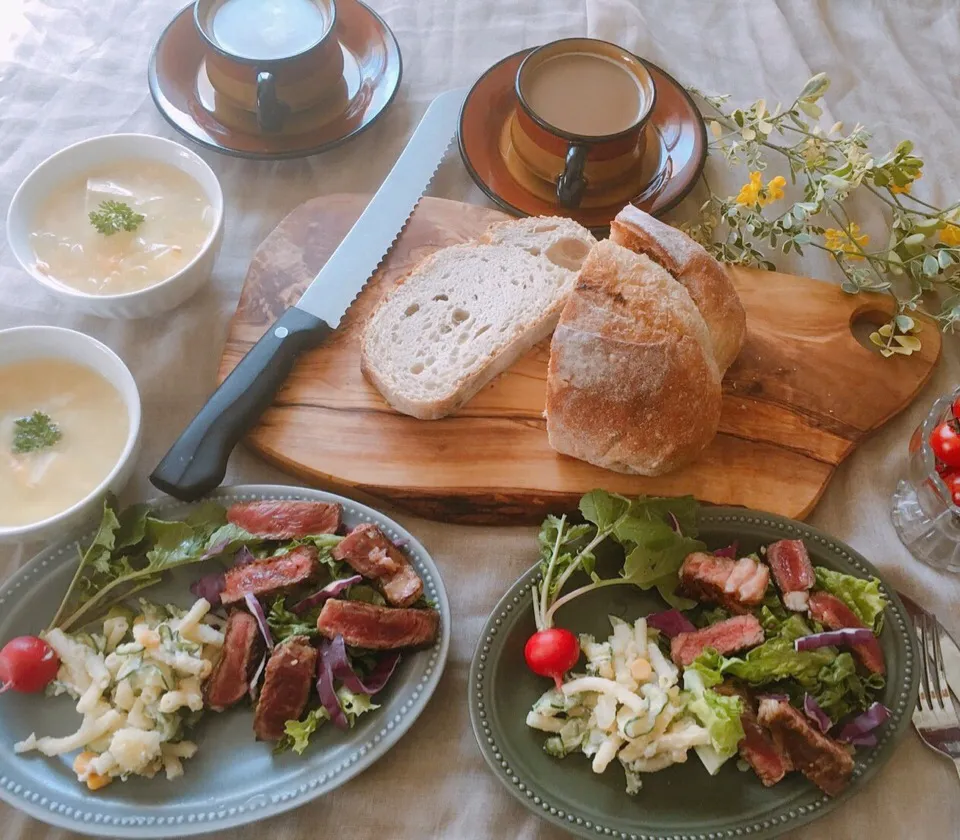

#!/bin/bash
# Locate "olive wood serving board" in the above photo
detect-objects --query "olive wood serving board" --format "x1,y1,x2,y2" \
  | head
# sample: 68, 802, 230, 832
218, 194, 940, 524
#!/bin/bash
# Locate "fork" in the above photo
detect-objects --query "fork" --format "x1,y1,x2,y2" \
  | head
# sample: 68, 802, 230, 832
913, 611, 960, 779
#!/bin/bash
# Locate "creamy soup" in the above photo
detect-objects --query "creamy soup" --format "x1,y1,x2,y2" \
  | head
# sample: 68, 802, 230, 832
0, 359, 129, 528
209, 0, 330, 60
523, 52, 645, 137
30, 160, 214, 296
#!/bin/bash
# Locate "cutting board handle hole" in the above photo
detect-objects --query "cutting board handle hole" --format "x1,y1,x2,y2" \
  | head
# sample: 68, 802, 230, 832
850, 307, 896, 353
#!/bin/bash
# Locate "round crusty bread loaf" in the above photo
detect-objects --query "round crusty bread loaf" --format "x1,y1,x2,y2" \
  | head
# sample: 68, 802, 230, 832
610, 204, 746, 373
546, 239, 722, 475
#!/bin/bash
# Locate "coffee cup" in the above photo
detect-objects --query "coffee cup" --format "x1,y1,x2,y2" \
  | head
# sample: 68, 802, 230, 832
194, 0, 343, 133
512, 38, 656, 208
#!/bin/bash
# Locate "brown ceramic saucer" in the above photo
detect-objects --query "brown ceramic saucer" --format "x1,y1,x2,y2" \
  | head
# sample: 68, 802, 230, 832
148, 0, 401, 160
458, 48, 706, 229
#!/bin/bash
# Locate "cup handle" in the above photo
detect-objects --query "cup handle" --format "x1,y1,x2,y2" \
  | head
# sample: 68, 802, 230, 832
557, 144, 588, 208
256, 71, 290, 133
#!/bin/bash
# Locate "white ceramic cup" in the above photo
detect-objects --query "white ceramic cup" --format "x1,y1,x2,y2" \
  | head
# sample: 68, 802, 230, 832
6, 134, 224, 320
0, 326, 142, 545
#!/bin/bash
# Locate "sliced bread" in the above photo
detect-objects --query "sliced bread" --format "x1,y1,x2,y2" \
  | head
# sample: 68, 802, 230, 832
479, 215, 597, 271
361, 243, 572, 419
361, 216, 596, 420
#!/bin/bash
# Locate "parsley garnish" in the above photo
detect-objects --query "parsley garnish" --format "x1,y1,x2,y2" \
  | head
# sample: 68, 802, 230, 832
12, 411, 62, 454
88, 200, 144, 236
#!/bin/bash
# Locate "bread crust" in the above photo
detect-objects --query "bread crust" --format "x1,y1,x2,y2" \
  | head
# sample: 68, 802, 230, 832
610, 205, 746, 372
546, 241, 721, 475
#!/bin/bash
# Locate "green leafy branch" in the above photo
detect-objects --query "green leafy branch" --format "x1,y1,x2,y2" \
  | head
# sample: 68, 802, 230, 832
685, 73, 960, 354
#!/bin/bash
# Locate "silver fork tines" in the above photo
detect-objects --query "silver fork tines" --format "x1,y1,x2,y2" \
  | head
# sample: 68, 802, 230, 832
912, 612, 960, 780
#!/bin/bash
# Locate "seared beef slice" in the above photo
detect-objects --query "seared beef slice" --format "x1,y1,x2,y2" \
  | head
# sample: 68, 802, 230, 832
227, 500, 342, 539
670, 614, 765, 667
766, 539, 815, 611
221, 546, 319, 605
332, 524, 424, 607
757, 698, 853, 796
317, 599, 439, 650
679, 552, 769, 614
203, 611, 265, 711
253, 636, 318, 741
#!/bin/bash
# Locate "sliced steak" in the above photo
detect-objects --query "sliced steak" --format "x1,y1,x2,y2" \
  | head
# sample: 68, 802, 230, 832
808, 591, 885, 675
717, 684, 793, 786
756, 697, 854, 796
227, 500, 342, 539
253, 636, 318, 741
203, 611, 265, 711
670, 614, 765, 667
316, 599, 439, 650
766, 540, 815, 611
332, 524, 424, 607
221, 545, 319, 606
679, 552, 769, 614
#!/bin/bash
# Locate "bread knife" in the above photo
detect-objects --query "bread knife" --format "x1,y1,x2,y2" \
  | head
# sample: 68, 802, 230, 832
150, 87, 468, 501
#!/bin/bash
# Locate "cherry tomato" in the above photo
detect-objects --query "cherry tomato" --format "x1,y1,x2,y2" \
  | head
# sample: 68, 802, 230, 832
524, 627, 580, 690
942, 471, 960, 507
930, 422, 960, 469
0, 636, 60, 694
952, 396, 960, 422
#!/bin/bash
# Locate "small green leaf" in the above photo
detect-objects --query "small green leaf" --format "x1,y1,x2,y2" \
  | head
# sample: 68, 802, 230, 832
895, 314, 916, 333
797, 100, 822, 119
939, 249, 955, 269
893, 335, 922, 351
923, 254, 941, 276
878, 323, 894, 337
868, 331, 885, 347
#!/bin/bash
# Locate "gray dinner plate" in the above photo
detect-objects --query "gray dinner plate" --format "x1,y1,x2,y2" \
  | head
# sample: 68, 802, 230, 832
0, 485, 450, 838
469, 507, 918, 840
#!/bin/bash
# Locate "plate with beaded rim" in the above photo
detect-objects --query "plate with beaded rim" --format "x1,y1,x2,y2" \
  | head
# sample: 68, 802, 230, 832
468, 507, 918, 840
0, 485, 450, 838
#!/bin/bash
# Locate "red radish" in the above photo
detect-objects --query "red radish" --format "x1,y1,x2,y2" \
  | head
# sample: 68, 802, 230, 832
524, 628, 579, 690
930, 421, 960, 468
0, 636, 60, 694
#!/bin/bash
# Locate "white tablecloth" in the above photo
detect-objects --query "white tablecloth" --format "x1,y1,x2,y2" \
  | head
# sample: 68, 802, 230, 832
3, 1, 960, 837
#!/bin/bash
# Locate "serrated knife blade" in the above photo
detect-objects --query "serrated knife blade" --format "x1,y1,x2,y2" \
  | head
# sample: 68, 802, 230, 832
300, 87, 468, 327
150, 88, 469, 501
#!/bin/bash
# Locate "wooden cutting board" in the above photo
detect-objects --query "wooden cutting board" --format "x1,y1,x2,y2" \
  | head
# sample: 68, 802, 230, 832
219, 194, 941, 524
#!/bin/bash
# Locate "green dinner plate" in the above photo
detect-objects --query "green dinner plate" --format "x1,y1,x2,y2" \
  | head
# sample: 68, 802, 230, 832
0, 485, 449, 838
468, 507, 918, 840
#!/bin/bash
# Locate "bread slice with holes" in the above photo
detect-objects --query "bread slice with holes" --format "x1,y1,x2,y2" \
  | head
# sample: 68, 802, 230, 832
361, 227, 593, 420
478, 216, 597, 269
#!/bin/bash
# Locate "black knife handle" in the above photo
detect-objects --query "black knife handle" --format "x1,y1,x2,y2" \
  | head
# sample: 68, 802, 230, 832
150, 307, 333, 501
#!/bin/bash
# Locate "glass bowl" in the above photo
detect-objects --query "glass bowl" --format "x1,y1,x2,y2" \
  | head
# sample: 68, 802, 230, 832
891, 386, 960, 571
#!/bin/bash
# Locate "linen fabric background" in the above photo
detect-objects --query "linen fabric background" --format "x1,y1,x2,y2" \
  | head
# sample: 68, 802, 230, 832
2, 0, 960, 837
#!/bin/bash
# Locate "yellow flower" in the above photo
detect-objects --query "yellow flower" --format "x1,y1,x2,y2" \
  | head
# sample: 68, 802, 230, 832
823, 223, 870, 260
765, 175, 786, 203
891, 171, 922, 195
735, 172, 787, 207
736, 171, 763, 206
941, 219, 960, 247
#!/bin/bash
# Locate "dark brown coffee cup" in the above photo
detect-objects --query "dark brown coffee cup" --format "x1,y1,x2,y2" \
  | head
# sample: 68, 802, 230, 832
194, 0, 342, 133
513, 38, 657, 208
